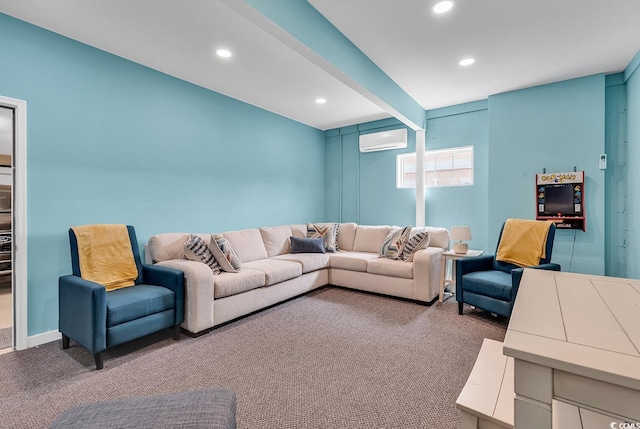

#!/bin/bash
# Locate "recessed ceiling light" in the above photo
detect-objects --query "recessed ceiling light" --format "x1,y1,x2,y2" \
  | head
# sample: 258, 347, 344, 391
432, 0, 455, 14
459, 57, 475, 66
315, 98, 327, 104
216, 49, 232, 58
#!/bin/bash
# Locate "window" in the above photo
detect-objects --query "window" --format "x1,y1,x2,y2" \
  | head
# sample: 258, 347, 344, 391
397, 146, 474, 188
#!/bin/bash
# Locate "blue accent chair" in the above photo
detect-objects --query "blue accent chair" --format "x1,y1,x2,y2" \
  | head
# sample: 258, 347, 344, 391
59, 226, 185, 369
456, 222, 560, 318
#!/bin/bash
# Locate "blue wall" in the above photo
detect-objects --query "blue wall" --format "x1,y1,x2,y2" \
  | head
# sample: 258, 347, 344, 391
425, 102, 490, 252
328, 76, 608, 275
488, 75, 606, 275
626, 52, 640, 279
604, 74, 628, 278
325, 118, 417, 226
0, 14, 326, 336
325, 102, 489, 248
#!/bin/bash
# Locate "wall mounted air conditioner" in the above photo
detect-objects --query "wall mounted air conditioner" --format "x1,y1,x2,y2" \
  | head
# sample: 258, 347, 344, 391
359, 128, 407, 153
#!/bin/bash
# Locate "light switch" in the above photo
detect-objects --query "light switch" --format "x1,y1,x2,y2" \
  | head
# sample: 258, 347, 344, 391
599, 154, 607, 170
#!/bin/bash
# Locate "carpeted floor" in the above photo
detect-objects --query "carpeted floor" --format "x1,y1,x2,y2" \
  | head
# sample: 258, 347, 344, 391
0, 327, 10, 350
0, 287, 507, 428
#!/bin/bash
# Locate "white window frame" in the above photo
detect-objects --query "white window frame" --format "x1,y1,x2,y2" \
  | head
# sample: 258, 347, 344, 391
397, 145, 474, 189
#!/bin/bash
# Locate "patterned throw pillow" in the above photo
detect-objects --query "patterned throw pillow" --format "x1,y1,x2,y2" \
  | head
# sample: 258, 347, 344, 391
183, 235, 222, 275
380, 226, 412, 259
210, 234, 242, 273
306, 223, 339, 253
401, 230, 431, 262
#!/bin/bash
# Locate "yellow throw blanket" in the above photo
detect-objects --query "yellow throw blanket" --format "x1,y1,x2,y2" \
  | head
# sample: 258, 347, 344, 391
496, 219, 552, 268
71, 224, 138, 291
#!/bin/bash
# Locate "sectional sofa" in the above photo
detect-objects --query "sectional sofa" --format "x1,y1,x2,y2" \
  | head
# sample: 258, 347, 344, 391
147, 223, 450, 336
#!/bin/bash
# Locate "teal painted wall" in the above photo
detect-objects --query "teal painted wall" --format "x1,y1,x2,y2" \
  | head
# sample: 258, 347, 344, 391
325, 118, 416, 226
425, 103, 490, 253
604, 74, 627, 278
325, 132, 342, 222
0, 14, 326, 336
328, 77, 608, 275
358, 122, 416, 226
488, 75, 606, 275
325, 105, 489, 238
626, 53, 640, 279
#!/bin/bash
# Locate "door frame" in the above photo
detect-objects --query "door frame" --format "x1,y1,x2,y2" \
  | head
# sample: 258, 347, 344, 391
0, 95, 27, 350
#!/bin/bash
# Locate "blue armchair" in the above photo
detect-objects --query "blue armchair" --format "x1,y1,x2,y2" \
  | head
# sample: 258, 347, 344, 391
456, 221, 560, 318
59, 225, 184, 369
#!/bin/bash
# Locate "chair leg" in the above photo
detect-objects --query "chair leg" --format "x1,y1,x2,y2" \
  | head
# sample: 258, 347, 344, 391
62, 334, 70, 349
458, 302, 463, 315
94, 352, 104, 370
172, 324, 181, 340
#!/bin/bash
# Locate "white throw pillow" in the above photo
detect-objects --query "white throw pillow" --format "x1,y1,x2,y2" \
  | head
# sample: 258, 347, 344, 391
210, 234, 242, 273
306, 223, 339, 253
380, 226, 412, 259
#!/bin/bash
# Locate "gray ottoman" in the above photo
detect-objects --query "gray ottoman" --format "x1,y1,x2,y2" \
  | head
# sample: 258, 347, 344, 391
49, 389, 237, 429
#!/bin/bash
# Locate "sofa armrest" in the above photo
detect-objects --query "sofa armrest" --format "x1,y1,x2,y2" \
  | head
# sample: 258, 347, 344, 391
155, 259, 215, 334
58, 275, 107, 354
142, 264, 185, 326
412, 247, 445, 302
511, 263, 561, 299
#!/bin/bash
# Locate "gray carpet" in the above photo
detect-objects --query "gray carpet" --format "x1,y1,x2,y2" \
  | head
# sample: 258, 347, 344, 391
0, 287, 507, 428
0, 327, 10, 350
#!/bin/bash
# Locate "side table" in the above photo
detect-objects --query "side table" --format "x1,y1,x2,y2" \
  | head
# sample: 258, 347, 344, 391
439, 249, 484, 303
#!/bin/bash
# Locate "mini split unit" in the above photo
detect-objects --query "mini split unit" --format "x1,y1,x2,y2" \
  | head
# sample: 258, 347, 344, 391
358, 128, 407, 153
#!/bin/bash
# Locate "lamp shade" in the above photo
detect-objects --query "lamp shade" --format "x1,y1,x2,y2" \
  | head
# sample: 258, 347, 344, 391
451, 226, 472, 241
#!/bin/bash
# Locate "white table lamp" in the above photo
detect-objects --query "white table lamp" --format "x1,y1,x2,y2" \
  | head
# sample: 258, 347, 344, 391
451, 226, 472, 254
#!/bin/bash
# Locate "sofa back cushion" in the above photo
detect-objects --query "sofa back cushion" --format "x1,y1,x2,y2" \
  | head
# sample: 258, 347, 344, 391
290, 224, 307, 239
259, 225, 294, 258
416, 226, 450, 249
337, 222, 357, 251
148, 233, 210, 263
223, 228, 268, 263
352, 225, 390, 253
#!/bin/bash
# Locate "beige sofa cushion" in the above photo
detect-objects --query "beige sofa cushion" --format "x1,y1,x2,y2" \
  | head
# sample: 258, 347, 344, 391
242, 259, 302, 286
420, 226, 450, 249
352, 225, 390, 253
223, 228, 268, 263
367, 258, 413, 279
214, 268, 266, 299
148, 233, 210, 263
337, 223, 357, 251
329, 251, 380, 272
272, 253, 331, 274
259, 225, 293, 257
290, 224, 307, 238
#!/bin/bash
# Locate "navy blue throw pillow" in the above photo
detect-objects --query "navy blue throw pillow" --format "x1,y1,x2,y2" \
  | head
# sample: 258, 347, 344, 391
290, 237, 326, 254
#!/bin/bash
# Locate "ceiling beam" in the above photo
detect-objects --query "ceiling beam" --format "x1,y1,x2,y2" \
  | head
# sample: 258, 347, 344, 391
221, 0, 426, 131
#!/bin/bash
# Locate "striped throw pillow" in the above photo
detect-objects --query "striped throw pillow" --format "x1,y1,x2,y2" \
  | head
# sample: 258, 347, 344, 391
401, 230, 430, 262
210, 234, 242, 273
307, 223, 339, 253
184, 235, 222, 275
380, 226, 412, 259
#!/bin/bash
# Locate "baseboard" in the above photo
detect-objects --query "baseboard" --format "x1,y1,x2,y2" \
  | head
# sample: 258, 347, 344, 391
27, 330, 61, 348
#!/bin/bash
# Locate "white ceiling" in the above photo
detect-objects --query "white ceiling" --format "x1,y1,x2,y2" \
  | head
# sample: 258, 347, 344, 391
1, 0, 639, 130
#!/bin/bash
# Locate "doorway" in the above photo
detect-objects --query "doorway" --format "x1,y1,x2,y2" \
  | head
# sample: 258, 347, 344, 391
0, 96, 27, 352
0, 105, 13, 351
